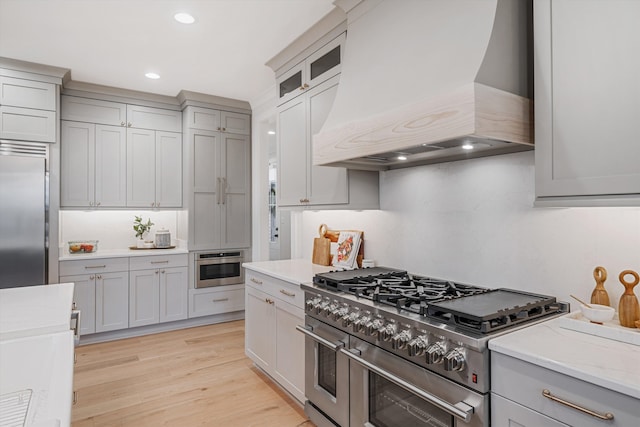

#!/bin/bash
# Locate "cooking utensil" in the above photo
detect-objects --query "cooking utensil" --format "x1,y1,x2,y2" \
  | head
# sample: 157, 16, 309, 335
590, 266, 610, 306
570, 294, 593, 309
579, 304, 615, 324
312, 224, 331, 266
618, 270, 640, 328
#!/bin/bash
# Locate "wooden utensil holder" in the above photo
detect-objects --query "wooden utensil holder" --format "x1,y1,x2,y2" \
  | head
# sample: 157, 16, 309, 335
590, 266, 610, 306
618, 270, 640, 328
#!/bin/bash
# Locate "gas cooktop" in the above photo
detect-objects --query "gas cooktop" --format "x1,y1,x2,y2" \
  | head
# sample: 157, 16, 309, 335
312, 267, 565, 334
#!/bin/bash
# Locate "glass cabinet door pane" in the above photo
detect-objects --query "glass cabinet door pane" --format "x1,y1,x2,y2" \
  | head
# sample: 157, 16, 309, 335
310, 45, 341, 81
369, 373, 453, 427
279, 71, 302, 98
317, 344, 337, 396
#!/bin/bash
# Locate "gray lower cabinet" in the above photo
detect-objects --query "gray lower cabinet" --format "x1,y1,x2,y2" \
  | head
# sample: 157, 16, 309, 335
94, 272, 129, 333
129, 266, 188, 327
534, 0, 640, 205
491, 352, 638, 427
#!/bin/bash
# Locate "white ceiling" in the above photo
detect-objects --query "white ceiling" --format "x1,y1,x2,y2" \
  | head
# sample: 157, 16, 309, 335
0, 0, 336, 105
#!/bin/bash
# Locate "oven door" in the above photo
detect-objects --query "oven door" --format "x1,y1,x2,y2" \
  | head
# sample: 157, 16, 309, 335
345, 336, 488, 427
297, 317, 350, 427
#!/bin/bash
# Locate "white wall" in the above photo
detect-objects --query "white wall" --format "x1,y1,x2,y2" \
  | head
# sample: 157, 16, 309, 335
299, 151, 640, 310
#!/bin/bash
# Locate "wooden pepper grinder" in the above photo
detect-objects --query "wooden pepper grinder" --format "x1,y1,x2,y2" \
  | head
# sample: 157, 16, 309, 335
618, 270, 640, 328
591, 266, 611, 306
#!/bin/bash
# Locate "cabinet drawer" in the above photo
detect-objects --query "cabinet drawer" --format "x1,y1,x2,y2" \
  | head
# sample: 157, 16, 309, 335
0, 76, 56, 110
59, 257, 129, 276
127, 105, 182, 132
491, 393, 569, 427
129, 254, 188, 271
245, 270, 304, 309
492, 353, 638, 427
0, 106, 56, 142
61, 96, 126, 126
189, 287, 245, 317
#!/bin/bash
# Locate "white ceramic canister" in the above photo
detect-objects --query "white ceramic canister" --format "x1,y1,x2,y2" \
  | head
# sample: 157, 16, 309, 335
154, 229, 171, 248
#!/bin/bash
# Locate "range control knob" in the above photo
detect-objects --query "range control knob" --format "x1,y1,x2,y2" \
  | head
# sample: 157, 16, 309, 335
443, 348, 467, 372
330, 303, 349, 321
322, 300, 339, 317
314, 298, 330, 315
407, 336, 428, 357
305, 296, 322, 312
425, 342, 446, 365
365, 316, 384, 338
353, 311, 372, 333
342, 308, 361, 328
391, 330, 412, 350
378, 321, 397, 342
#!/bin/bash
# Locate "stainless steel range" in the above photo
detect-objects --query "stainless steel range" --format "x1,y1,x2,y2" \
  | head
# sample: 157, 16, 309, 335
298, 267, 568, 427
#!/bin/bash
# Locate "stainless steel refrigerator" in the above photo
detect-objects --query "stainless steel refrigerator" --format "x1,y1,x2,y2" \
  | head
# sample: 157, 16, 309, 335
0, 142, 47, 288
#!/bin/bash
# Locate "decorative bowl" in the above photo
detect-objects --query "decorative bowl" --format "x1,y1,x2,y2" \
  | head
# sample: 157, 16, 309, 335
579, 304, 615, 323
68, 240, 98, 254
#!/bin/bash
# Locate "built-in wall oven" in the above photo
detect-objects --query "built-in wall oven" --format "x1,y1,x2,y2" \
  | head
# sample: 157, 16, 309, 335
195, 250, 245, 288
300, 268, 568, 427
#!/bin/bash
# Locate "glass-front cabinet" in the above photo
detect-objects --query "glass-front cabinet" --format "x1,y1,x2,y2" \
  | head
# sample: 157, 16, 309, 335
276, 32, 345, 106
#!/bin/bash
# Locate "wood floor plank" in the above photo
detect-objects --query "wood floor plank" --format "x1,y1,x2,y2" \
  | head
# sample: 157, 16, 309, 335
72, 320, 313, 427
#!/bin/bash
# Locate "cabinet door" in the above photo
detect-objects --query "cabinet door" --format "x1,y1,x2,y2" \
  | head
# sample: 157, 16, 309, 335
95, 125, 126, 207
307, 76, 348, 205
277, 97, 307, 206
159, 266, 188, 323
185, 106, 220, 132
95, 271, 129, 333
220, 111, 250, 135
274, 300, 306, 402
126, 105, 182, 133
190, 129, 221, 249
0, 106, 56, 143
155, 131, 182, 207
61, 274, 96, 335
276, 61, 305, 106
129, 269, 160, 328
0, 76, 56, 110
126, 128, 156, 207
61, 96, 126, 126
306, 33, 344, 89
61, 121, 95, 207
220, 133, 250, 249
535, 0, 640, 200
245, 286, 275, 372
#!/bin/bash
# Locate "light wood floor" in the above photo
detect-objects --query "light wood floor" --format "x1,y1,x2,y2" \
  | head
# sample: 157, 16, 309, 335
72, 320, 314, 427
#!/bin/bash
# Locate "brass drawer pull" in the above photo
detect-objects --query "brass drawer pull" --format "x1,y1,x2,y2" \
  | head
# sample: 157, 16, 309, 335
212, 298, 229, 302
542, 389, 614, 420
151, 260, 169, 264
250, 277, 263, 285
84, 265, 106, 269
279, 289, 295, 297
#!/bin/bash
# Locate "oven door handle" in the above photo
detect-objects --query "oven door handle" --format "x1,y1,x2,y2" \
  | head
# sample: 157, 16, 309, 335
340, 348, 475, 423
295, 325, 345, 352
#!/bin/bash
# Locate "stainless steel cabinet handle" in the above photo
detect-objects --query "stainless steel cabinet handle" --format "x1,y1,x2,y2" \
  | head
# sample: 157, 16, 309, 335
250, 277, 263, 285
279, 289, 295, 297
71, 309, 81, 347
295, 325, 345, 352
212, 298, 229, 302
340, 347, 474, 423
542, 389, 614, 421
151, 260, 169, 264
217, 177, 222, 204
221, 177, 227, 204
85, 265, 106, 269
73, 391, 78, 405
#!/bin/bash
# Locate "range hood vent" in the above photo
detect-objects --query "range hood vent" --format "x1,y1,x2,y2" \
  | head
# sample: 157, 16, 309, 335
313, 0, 533, 170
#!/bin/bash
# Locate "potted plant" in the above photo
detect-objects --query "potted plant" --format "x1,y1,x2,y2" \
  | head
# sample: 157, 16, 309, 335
133, 216, 154, 248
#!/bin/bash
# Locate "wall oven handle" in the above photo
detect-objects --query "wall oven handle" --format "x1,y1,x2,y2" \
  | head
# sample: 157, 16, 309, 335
542, 389, 614, 420
340, 348, 475, 423
295, 325, 345, 352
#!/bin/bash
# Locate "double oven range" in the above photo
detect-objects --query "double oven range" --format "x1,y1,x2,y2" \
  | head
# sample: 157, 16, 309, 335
298, 267, 568, 427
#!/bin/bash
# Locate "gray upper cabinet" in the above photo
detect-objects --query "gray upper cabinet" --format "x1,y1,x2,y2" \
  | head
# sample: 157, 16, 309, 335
126, 105, 182, 133
0, 76, 57, 143
61, 95, 127, 126
534, 0, 640, 206
276, 33, 345, 107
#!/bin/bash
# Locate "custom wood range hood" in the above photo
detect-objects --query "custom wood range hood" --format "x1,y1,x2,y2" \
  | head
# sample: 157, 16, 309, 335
313, 0, 533, 170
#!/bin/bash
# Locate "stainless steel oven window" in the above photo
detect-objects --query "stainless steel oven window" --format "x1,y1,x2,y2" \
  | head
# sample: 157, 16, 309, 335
369, 373, 453, 427
317, 344, 337, 396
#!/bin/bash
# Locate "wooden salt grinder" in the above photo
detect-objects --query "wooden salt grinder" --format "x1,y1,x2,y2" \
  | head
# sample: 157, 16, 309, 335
590, 266, 610, 306
618, 270, 640, 328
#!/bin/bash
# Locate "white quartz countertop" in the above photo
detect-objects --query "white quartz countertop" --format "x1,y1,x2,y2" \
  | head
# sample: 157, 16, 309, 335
489, 316, 640, 399
243, 259, 335, 285
59, 246, 188, 261
0, 283, 74, 341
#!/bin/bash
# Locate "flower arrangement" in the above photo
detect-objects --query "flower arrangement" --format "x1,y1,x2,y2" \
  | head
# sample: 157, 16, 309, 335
133, 216, 154, 240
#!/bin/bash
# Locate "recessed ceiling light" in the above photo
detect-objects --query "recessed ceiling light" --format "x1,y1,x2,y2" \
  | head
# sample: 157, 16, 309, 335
397, 155, 408, 161
145, 72, 160, 79
267, 130, 276, 135
174, 12, 195, 24
462, 142, 474, 150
